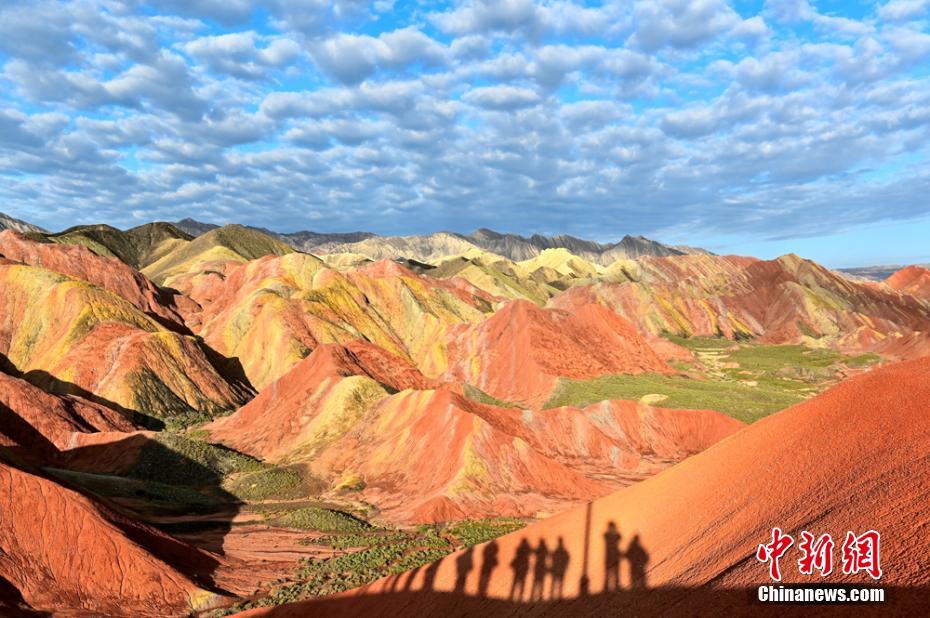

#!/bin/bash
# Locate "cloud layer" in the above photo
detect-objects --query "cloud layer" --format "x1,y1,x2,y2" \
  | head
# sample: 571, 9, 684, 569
1, 0, 929, 246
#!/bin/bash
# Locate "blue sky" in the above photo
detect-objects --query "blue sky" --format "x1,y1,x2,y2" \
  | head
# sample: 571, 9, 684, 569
1, 1, 929, 267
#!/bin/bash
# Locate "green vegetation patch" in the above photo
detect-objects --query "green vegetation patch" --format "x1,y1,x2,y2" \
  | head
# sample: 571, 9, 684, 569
545, 373, 801, 423
545, 337, 881, 423
273, 507, 371, 533
226, 466, 305, 501
462, 384, 522, 409
307, 531, 411, 550
130, 433, 264, 486
446, 517, 525, 547
243, 534, 451, 608
226, 516, 527, 613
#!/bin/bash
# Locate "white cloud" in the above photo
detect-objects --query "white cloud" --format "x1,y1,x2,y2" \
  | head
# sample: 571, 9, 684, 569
462, 85, 541, 110
432, 0, 538, 35
630, 0, 741, 51
878, 0, 930, 21
310, 27, 446, 84
184, 32, 301, 79
1, 0, 929, 245
731, 16, 771, 40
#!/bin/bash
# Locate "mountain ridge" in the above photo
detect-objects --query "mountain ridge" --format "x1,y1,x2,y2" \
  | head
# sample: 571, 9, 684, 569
0, 211, 46, 234
170, 218, 707, 264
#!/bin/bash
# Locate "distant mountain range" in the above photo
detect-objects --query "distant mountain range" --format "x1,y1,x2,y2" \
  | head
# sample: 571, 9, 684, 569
173, 218, 708, 264
0, 211, 46, 234
838, 264, 930, 281
2, 213, 922, 277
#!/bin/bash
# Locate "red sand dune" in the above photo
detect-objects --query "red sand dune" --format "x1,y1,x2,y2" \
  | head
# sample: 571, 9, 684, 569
886, 265, 930, 299
244, 357, 930, 616
0, 453, 228, 616
444, 299, 675, 406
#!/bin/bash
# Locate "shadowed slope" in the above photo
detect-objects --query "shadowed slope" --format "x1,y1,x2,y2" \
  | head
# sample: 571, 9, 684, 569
0, 365, 139, 461
245, 357, 929, 615
42, 222, 193, 269
0, 450, 229, 616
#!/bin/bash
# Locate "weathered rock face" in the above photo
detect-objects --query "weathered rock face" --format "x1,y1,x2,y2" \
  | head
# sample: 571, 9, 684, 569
551, 253, 930, 358
0, 260, 251, 424
443, 299, 675, 407
208, 340, 740, 523
247, 356, 930, 617
0, 454, 227, 616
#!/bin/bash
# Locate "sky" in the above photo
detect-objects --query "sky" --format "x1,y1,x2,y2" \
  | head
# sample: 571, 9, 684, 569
1, 1, 929, 267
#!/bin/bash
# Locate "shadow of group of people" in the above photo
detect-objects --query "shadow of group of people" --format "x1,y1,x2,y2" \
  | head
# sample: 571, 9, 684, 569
445, 520, 649, 603
603, 521, 649, 591
507, 536, 571, 601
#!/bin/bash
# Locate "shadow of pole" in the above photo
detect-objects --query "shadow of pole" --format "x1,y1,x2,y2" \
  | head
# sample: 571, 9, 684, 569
579, 502, 592, 595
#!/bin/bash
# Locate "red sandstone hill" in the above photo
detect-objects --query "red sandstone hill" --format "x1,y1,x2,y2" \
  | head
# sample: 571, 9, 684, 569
886, 265, 930, 299
551, 253, 930, 359
0, 259, 252, 424
167, 252, 495, 390
0, 230, 194, 332
0, 367, 139, 462
443, 299, 677, 407
208, 340, 741, 522
0, 452, 228, 616
206, 341, 436, 462
245, 356, 930, 616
